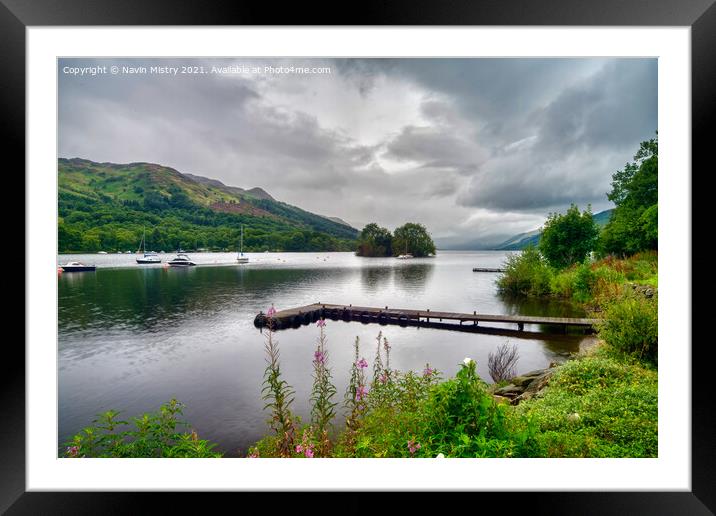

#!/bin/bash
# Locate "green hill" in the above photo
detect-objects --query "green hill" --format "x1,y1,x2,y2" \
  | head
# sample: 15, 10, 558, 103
58, 158, 358, 253
495, 209, 613, 251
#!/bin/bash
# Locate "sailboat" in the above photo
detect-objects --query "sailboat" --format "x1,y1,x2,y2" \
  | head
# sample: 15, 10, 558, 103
396, 240, 413, 259
136, 227, 162, 264
237, 225, 249, 264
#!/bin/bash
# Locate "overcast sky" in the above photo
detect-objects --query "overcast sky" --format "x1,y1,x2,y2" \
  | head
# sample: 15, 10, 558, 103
59, 58, 657, 246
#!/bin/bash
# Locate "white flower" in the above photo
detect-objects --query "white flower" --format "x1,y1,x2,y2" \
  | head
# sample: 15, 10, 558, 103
463, 357, 474, 366
436, 453, 445, 459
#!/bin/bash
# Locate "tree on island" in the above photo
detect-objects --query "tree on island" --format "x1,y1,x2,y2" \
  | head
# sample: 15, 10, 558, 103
356, 223, 393, 257
599, 134, 658, 256
392, 222, 436, 258
539, 204, 599, 269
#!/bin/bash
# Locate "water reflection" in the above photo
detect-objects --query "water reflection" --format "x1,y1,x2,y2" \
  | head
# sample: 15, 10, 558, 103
392, 263, 435, 293
360, 266, 393, 293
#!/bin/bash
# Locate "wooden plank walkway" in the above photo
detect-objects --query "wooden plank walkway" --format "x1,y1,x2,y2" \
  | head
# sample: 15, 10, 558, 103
254, 303, 599, 333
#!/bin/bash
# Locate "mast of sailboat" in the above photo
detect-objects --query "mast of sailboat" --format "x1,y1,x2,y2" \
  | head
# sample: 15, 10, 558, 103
137, 226, 146, 254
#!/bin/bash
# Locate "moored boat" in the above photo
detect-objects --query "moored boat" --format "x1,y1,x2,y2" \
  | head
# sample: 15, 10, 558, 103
167, 253, 196, 267
61, 261, 97, 272
136, 227, 162, 264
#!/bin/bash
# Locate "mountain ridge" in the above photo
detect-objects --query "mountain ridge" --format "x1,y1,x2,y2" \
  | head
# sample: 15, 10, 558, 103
57, 157, 358, 252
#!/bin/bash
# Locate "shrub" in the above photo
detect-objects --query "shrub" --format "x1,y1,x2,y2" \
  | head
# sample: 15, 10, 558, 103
598, 294, 658, 363
488, 342, 519, 383
497, 246, 553, 296
63, 399, 222, 458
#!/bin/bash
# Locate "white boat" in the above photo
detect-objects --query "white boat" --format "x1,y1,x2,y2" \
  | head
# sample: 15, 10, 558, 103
237, 224, 249, 264
136, 227, 162, 264
97, 251, 107, 254
167, 253, 196, 267
396, 254, 414, 259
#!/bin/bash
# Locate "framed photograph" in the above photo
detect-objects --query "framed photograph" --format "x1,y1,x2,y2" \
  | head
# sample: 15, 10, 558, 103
10, 0, 711, 512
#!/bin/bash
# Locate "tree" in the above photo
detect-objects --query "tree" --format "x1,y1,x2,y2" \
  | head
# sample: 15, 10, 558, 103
392, 222, 436, 258
356, 223, 393, 257
539, 204, 599, 269
599, 134, 658, 256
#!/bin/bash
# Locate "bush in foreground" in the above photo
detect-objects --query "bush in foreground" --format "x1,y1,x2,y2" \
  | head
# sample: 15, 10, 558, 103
63, 399, 222, 458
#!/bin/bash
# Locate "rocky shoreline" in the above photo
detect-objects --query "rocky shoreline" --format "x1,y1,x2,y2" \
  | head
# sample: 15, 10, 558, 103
493, 367, 557, 405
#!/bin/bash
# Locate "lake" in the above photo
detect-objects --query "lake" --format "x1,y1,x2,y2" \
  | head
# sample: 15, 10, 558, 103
57, 250, 589, 456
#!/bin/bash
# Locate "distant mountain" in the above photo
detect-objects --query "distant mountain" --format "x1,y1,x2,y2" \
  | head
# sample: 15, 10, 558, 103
325, 216, 356, 229
494, 209, 614, 251
58, 158, 358, 252
183, 173, 276, 201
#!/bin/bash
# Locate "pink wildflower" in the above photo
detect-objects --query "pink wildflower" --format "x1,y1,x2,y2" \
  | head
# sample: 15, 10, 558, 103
67, 445, 79, 457
296, 444, 304, 453
423, 366, 434, 377
407, 439, 421, 455
248, 451, 260, 458
355, 385, 368, 401
316, 318, 326, 327
379, 372, 388, 384
314, 350, 325, 364
357, 358, 368, 369
267, 304, 277, 317
305, 447, 314, 458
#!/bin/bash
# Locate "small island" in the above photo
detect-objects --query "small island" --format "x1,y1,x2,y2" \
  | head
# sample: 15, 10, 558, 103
356, 222, 436, 258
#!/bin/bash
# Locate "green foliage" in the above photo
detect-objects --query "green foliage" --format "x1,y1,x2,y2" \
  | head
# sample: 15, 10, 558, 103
261, 325, 298, 456
58, 158, 357, 253
309, 324, 338, 455
63, 399, 222, 458
392, 222, 436, 257
539, 204, 599, 269
600, 135, 658, 256
356, 223, 393, 257
518, 353, 657, 457
497, 246, 553, 296
598, 293, 658, 364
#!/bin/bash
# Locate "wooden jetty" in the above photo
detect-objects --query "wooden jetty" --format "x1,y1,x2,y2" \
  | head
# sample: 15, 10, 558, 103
473, 267, 506, 272
254, 303, 599, 334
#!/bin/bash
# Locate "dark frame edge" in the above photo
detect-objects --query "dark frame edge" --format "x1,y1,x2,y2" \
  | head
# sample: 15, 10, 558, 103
7, 0, 714, 513
691, 0, 716, 513
1, 0, 26, 514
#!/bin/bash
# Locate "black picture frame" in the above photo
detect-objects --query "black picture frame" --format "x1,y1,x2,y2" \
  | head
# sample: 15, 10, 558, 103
7, 0, 710, 513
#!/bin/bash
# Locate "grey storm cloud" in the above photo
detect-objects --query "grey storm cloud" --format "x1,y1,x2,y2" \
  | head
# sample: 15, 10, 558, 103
58, 57, 657, 245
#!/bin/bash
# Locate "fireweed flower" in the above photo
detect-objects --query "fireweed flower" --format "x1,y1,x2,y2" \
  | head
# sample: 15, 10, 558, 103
355, 385, 368, 401
296, 445, 304, 453
267, 304, 277, 317
407, 439, 421, 455
357, 358, 368, 369
66, 446, 79, 457
379, 372, 389, 384
316, 319, 326, 327
313, 350, 326, 364
423, 366, 434, 377
304, 447, 314, 458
